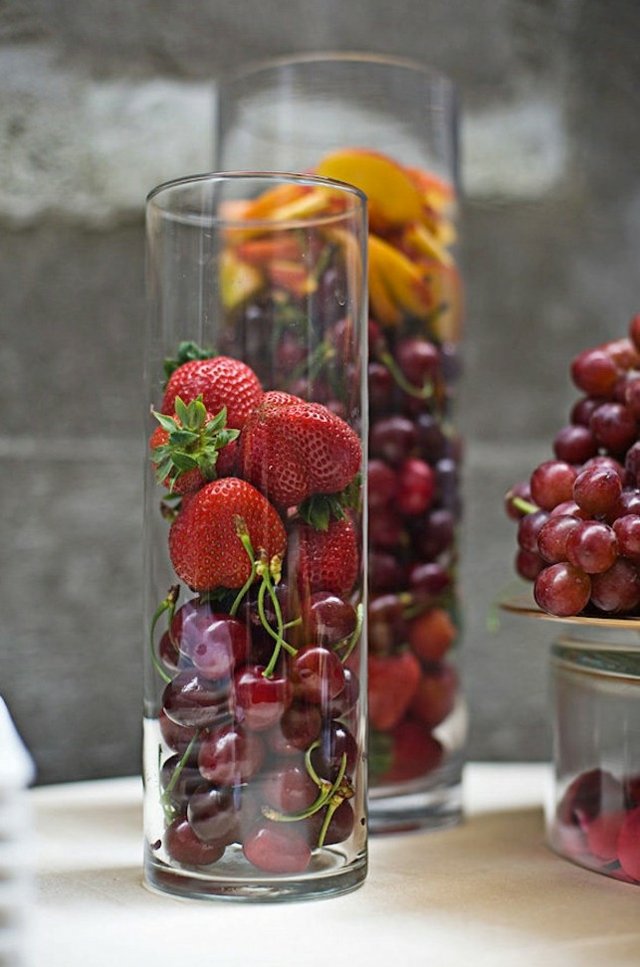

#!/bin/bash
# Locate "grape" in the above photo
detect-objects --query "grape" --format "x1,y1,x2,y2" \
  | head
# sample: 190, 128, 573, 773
624, 376, 640, 418
517, 510, 550, 553
504, 480, 533, 520
573, 465, 622, 517
553, 424, 598, 464
590, 559, 640, 613
537, 515, 582, 564
565, 520, 618, 574
616, 488, 640, 517
530, 460, 577, 511
590, 402, 637, 454
570, 348, 619, 396
625, 441, 640, 487
613, 515, 640, 560
571, 396, 604, 427
630, 314, 640, 352
515, 549, 546, 581
534, 563, 591, 617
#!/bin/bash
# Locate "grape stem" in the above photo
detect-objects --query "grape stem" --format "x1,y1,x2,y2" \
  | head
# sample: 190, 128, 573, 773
512, 496, 539, 515
150, 586, 180, 685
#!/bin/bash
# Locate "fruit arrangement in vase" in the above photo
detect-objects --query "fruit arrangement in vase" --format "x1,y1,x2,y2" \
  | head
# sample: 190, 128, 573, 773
144, 173, 367, 901
215, 55, 466, 830
504, 313, 640, 886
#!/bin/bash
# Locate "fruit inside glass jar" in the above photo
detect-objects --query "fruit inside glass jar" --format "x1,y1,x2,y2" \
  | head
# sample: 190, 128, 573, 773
146, 179, 368, 883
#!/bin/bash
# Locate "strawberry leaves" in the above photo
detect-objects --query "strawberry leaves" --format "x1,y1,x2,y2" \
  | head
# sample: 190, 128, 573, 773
163, 341, 215, 383
151, 396, 239, 492
298, 473, 362, 531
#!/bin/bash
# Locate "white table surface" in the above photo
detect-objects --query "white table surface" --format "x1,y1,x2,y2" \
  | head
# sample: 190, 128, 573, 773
27, 764, 640, 967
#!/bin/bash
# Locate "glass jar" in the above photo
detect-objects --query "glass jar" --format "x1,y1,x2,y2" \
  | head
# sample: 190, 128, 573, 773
144, 172, 368, 900
216, 53, 466, 832
549, 627, 640, 885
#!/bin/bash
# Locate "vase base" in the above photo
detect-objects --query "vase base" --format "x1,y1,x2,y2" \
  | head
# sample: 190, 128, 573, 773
368, 759, 464, 834
144, 844, 367, 903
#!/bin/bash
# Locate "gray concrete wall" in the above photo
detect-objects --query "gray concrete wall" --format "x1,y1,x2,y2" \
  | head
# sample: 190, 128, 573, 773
2, 0, 639, 782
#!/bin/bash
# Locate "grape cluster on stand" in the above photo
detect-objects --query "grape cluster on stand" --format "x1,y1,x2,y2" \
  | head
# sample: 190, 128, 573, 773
506, 315, 640, 619
505, 313, 640, 885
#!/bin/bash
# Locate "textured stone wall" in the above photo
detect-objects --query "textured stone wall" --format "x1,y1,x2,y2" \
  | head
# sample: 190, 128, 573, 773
2, 0, 639, 782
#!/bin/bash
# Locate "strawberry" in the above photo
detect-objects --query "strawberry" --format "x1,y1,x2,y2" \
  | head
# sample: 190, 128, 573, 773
150, 397, 239, 494
239, 390, 361, 507
290, 516, 359, 597
370, 720, 443, 784
169, 478, 287, 591
161, 356, 263, 430
367, 650, 421, 731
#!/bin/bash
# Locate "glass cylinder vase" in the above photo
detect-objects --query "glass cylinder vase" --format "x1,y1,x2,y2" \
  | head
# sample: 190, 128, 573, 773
216, 53, 466, 832
144, 172, 368, 900
549, 624, 640, 886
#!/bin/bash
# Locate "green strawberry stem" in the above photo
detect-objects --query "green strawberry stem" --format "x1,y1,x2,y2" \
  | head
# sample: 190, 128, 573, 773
160, 729, 199, 824
335, 602, 364, 664
163, 341, 215, 383
379, 349, 433, 400
152, 398, 239, 493
150, 586, 180, 685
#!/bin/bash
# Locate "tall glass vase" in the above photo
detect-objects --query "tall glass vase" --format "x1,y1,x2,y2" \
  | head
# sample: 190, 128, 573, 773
144, 172, 368, 900
216, 53, 466, 832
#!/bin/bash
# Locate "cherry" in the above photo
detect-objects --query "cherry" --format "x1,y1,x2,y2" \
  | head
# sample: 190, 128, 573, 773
179, 613, 249, 681
369, 416, 417, 465
395, 338, 440, 385
187, 785, 240, 845
328, 667, 360, 719
396, 458, 436, 516
276, 703, 323, 752
260, 764, 318, 814
617, 807, 640, 880
306, 800, 355, 847
160, 755, 204, 811
162, 671, 232, 729
290, 646, 346, 704
164, 816, 225, 867
416, 508, 455, 560
158, 631, 181, 672
302, 592, 357, 646
415, 412, 447, 462
368, 459, 397, 510
556, 768, 622, 827
369, 510, 405, 550
234, 665, 292, 732
159, 708, 201, 755
369, 551, 405, 593
368, 362, 394, 411
198, 725, 265, 785
409, 562, 451, 599
311, 720, 358, 779
243, 823, 311, 874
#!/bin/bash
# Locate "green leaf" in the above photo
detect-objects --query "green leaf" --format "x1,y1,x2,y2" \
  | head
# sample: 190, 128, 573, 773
169, 429, 199, 447
207, 407, 228, 432
163, 341, 216, 382
152, 411, 178, 433
171, 452, 198, 472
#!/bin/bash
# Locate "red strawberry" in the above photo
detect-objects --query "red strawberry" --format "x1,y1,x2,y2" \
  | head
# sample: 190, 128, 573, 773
371, 720, 443, 784
169, 478, 287, 591
239, 391, 361, 507
367, 650, 421, 731
162, 356, 263, 430
149, 398, 239, 495
290, 516, 359, 597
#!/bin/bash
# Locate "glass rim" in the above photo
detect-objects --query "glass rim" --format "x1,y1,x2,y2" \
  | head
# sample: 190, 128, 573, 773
146, 169, 367, 231
217, 49, 457, 97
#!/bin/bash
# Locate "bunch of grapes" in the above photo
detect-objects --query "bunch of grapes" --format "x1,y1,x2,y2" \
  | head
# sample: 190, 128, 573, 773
505, 315, 640, 618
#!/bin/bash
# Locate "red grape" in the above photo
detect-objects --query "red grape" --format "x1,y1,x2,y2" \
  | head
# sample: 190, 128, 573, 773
590, 402, 637, 454
573, 464, 622, 516
534, 563, 591, 617
565, 520, 618, 574
570, 348, 619, 396
537, 515, 582, 563
613, 514, 640, 560
553, 424, 598, 464
590, 559, 640, 613
530, 460, 577, 511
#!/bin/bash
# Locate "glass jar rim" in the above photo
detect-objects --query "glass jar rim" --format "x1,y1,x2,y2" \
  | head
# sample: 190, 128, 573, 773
146, 170, 367, 231
552, 639, 640, 682
217, 50, 456, 98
